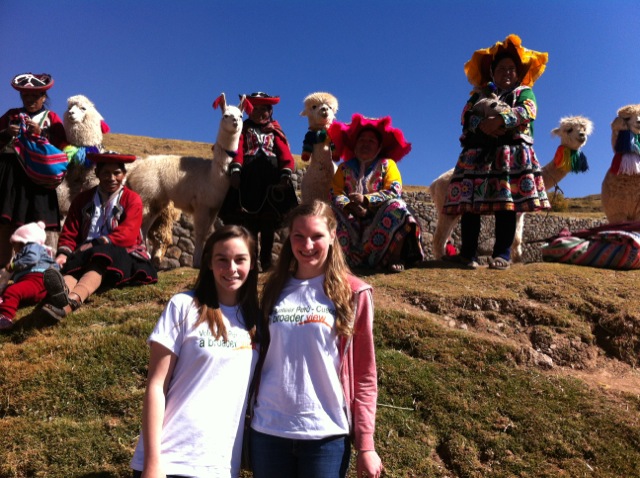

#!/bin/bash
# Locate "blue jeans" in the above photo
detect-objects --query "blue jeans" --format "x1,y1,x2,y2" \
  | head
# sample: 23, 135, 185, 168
250, 429, 351, 478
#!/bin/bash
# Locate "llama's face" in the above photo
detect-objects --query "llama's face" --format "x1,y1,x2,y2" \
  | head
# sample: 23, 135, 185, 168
66, 101, 92, 124
220, 106, 243, 135
304, 99, 337, 129
556, 120, 593, 150
625, 115, 640, 135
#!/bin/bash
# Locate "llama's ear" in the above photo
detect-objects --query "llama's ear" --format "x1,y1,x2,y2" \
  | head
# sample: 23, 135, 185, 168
300, 107, 308, 117
240, 95, 253, 115
213, 93, 226, 111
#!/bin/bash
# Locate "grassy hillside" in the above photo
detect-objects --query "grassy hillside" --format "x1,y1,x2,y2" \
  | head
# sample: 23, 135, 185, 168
1, 264, 638, 477
1, 134, 630, 477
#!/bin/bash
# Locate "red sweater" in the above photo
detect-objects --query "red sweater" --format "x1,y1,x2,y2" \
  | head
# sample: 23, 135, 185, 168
57, 186, 146, 255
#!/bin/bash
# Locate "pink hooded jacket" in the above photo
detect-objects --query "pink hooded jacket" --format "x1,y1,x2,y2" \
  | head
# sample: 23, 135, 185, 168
339, 275, 378, 452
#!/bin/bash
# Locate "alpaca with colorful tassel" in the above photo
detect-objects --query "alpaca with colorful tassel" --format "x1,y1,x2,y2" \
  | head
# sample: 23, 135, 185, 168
430, 115, 594, 261
601, 104, 640, 223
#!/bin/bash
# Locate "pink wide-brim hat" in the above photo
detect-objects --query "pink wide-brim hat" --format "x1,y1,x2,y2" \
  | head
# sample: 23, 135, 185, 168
328, 113, 412, 162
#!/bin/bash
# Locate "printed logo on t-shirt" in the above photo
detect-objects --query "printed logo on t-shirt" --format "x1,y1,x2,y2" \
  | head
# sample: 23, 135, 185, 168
270, 304, 336, 329
197, 327, 253, 350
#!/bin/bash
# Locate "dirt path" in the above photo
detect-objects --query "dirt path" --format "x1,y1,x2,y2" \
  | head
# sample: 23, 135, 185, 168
374, 286, 640, 397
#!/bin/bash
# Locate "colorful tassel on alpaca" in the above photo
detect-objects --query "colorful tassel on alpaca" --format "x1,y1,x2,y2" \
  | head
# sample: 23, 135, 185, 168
552, 145, 589, 173
614, 130, 640, 154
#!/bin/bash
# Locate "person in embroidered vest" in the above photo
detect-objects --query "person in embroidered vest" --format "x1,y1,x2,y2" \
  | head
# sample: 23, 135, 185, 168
329, 114, 425, 273
249, 200, 383, 478
40, 152, 157, 321
0, 221, 58, 331
442, 34, 551, 270
131, 225, 262, 478
0, 73, 68, 267
219, 92, 298, 271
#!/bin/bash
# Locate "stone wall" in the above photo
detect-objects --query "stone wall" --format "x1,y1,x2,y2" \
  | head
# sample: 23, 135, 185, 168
156, 170, 607, 269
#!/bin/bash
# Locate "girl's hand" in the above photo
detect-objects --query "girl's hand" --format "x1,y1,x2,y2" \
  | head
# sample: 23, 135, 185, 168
55, 255, 67, 267
357, 450, 383, 478
140, 461, 164, 478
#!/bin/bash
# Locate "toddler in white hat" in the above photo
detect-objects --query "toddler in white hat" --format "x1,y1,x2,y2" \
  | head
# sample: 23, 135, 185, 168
0, 221, 57, 330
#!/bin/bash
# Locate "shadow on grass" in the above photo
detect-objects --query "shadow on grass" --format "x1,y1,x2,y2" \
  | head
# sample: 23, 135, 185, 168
3, 305, 59, 343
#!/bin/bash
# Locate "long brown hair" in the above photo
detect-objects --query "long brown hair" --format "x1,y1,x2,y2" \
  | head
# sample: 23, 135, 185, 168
261, 200, 355, 337
192, 225, 260, 342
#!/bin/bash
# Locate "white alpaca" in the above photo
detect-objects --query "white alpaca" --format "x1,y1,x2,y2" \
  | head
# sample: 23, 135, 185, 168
300, 92, 339, 204
601, 104, 640, 223
431, 115, 594, 261
58, 94, 108, 217
126, 93, 247, 267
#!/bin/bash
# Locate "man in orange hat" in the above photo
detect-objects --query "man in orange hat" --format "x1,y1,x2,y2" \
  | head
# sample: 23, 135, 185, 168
219, 92, 298, 271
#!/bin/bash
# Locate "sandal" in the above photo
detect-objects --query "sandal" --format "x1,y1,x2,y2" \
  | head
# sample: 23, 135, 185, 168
489, 257, 511, 270
41, 303, 67, 322
442, 254, 479, 269
388, 262, 405, 273
43, 268, 69, 308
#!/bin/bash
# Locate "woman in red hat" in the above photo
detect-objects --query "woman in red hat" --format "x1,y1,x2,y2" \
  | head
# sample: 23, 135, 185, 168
329, 114, 425, 272
443, 35, 551, 270
41, 152, 157, 321
0, 73, 68, 267
219, 92, 298, 271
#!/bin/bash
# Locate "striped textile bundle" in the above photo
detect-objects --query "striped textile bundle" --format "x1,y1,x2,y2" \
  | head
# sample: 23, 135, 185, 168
541, 229, 640, 270
13, 113, 68, 189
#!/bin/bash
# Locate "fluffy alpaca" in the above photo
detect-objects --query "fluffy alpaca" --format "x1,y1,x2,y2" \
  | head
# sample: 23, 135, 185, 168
431, 115, 594, 261
125, 93, 247, 267
471, 91, 510, 118
300, 92, 339, 204
601, 104, 640, 223
57, 95, 109, 217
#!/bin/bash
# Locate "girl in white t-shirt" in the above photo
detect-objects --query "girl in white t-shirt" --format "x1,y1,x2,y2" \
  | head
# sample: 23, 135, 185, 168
250, 200, 383, 478
131, 225, 261, 478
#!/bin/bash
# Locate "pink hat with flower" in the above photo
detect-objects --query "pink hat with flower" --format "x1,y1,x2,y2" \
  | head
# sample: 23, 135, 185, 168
10, 221, 47, 246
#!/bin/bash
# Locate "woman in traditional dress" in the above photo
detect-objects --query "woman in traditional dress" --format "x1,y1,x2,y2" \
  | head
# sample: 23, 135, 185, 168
329, 114, 424, 272
443, 34, 550, 270
0, 73, 67, 266
41, 152, 157, 320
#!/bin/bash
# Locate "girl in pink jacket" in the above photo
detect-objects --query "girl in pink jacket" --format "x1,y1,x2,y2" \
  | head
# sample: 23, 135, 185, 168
249, 200, 383, 478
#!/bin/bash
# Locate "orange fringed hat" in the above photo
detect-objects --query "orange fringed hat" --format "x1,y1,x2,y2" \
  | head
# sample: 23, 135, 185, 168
328, 114, 412, 162
464, 34, 548, 88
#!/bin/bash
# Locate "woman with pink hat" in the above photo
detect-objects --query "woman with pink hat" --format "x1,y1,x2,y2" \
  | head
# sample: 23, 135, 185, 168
0, 73, 68, 268
443, 35, 551, 270
329, 114, 425, 272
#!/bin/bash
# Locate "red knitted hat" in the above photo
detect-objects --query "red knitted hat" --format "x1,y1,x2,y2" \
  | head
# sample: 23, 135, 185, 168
86, 152, 137, 164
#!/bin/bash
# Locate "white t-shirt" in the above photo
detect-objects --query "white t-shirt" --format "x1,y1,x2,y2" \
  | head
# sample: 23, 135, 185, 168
130, 291, 258, 478
251, 274, 349, 439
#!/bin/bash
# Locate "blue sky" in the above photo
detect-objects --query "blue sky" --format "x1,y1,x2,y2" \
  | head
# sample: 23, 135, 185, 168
2, 1, 638, 198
